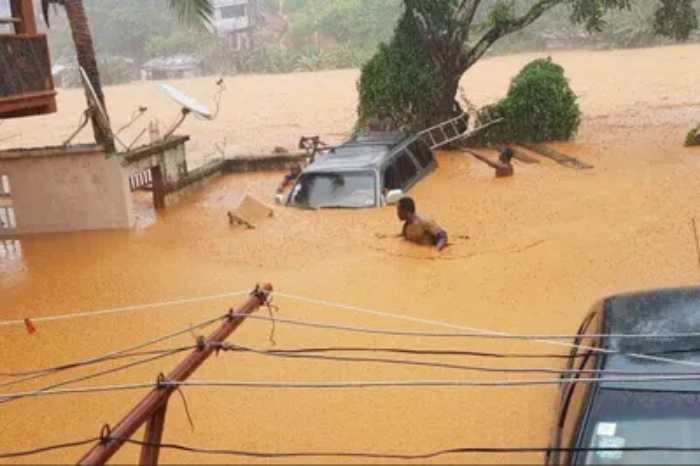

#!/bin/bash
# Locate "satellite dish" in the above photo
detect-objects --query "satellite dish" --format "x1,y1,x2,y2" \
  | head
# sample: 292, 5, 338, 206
158, 83, 212, 120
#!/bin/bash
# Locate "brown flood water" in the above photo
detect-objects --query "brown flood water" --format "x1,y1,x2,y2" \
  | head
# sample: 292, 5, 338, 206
1, 44, 700, 464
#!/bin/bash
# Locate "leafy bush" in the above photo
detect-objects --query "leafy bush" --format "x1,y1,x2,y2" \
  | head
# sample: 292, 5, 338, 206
98, 56, 138, 85
475, 58, 582, 144
686, 123, 700, 146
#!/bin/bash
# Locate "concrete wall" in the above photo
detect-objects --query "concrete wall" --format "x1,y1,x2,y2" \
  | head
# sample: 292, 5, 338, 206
122, 138, 187, 184
0, 145, 133, 235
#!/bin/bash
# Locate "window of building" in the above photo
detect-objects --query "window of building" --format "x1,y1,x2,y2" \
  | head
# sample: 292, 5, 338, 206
0, 174, 10, 197
0, 174, 15, 230
0, 206, 16, 229
0, 239, 21, 260
220, 4, 246, 19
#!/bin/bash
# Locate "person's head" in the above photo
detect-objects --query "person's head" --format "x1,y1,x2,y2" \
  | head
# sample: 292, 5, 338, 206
290, 164, 302, 176
397, 196, 416, 222
499, 147, 514, 164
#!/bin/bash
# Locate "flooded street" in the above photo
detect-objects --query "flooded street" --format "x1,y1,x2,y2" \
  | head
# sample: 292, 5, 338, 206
1, 44, 700, 464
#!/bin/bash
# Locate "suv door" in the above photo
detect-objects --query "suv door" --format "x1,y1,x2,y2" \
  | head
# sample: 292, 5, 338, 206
547, 306, 603, 466
394, 149, 421, 190
408, 139, 436, 170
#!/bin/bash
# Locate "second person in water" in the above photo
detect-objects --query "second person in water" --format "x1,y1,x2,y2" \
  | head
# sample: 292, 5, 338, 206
397, 197, 448, 251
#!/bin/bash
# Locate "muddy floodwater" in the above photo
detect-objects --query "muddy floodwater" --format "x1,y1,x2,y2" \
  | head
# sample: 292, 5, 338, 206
1, 44, 700, 464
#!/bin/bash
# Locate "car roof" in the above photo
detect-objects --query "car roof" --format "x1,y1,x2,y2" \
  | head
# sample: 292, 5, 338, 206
601, 287, 700, 391
303, 131, 410, 173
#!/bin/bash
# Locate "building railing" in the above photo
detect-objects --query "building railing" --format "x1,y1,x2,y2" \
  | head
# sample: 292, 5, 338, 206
0, 33, 57, 117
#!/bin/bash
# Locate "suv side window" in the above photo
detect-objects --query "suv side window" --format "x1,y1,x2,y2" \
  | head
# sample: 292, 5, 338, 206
395, 150, 419, 187
384, 162, 401, 191
408, 140, 434, 168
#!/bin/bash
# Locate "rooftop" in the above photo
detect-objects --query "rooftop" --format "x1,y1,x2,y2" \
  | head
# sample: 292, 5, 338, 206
602, 287, 700, 391
304, 132, 408, 173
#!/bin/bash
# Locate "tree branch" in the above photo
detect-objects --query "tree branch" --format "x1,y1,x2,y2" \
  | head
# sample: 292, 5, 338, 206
462, 0, 564, 70
412, 8, 444, 69
453, 0, 481, 44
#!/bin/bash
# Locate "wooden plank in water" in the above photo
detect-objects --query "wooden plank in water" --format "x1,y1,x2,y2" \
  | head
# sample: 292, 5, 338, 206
509, 146, 540, 164
518, 143, 594, 170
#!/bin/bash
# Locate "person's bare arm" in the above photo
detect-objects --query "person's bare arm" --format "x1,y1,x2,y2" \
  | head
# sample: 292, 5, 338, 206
470, 152, 501, 170
424, 221, 448, 251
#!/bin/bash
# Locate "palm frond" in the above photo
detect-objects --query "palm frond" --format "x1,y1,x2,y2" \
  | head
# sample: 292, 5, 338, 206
168, 0, 214, 29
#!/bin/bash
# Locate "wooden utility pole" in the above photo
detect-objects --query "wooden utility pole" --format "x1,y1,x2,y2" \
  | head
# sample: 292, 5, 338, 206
77, 284, 273, 466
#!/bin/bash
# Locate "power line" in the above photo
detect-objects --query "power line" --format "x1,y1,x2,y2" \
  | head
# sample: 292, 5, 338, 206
239, 312, 700, 340
0, 348, 191, 378
117, 438, 700, 460
235, 344, 700, 360
274, 293, 700, 340
0, 290, 248, 327
0, 347, 191, 405
217, 342, 700, 376
8, 373, 700, 401
238, 303, 700, 369
0, 314, 226, 389
5, 436, 700, 461
168, 375, 700, 389
0, 437, 99, 459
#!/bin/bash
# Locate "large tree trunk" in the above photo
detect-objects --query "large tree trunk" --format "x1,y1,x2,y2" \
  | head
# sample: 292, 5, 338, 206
63, 0, 114, 152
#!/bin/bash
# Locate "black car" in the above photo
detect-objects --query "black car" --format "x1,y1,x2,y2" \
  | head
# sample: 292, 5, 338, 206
547, 287, 700, 465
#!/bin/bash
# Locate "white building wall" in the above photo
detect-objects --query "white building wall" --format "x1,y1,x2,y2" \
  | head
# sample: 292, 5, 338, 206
211, 0, 251, 37
0, 146, 134, 235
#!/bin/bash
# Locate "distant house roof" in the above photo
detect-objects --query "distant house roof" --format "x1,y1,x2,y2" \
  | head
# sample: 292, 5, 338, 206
142, 55, 203, 72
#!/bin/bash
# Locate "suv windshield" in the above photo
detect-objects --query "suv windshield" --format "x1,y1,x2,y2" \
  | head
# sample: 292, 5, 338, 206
578, 389, 700, 465
288, 171, 376, 209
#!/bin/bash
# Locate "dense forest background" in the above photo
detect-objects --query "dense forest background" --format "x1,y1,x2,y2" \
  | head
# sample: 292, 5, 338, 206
42, 0, 700, 79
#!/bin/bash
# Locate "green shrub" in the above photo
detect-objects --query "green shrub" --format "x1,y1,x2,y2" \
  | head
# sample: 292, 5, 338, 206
476, 58, 581, 145
98, 56, 137, 86
686, 124, 700, 146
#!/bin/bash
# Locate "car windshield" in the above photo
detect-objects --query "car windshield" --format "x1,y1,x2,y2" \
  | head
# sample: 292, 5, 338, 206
579, 389, 700, 465
288, 171, 376, 209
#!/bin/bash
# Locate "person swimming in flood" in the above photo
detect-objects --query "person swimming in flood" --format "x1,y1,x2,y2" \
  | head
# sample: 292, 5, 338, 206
397, 197, 448, 251
472, 146, 514, 178
276, 163, 302, 195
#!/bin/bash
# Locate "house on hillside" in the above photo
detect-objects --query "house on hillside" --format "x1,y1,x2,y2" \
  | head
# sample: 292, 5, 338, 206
211, 0, 259, 51
141, 55, 204, 80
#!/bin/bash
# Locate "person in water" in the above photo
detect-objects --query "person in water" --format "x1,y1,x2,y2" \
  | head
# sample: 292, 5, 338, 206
397, 197, 448, 251
276, 163, 302, 194
472, 146, 514, 178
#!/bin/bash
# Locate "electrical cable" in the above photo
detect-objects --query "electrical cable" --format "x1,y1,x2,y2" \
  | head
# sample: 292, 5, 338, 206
0, 290, 248, 327
217, 342, 700, 376
0, 312, 226, 388
114, 438, 700, 460
238, 312, 700, 340
8, 373, 700, 401
235, 344, 700, 359
0, 347, 190, 405
234, 308, 700, 369
5, 436, 700, 460
0, 437, 100, 459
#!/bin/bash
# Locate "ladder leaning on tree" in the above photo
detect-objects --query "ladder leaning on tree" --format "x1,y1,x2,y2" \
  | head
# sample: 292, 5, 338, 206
415, 113, 503, 150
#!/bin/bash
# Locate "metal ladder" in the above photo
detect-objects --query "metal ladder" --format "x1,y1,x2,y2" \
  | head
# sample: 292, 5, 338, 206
415, 113, 502, 150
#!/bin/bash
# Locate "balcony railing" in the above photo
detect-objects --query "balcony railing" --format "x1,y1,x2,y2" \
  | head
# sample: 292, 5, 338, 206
0, 33, 56, 118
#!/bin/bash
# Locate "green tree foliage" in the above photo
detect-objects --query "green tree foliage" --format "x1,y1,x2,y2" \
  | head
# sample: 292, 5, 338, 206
476, 58, 581, 144
687, 123, 700, 146
357, 0, 699, 133
356, 3, 439, 130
